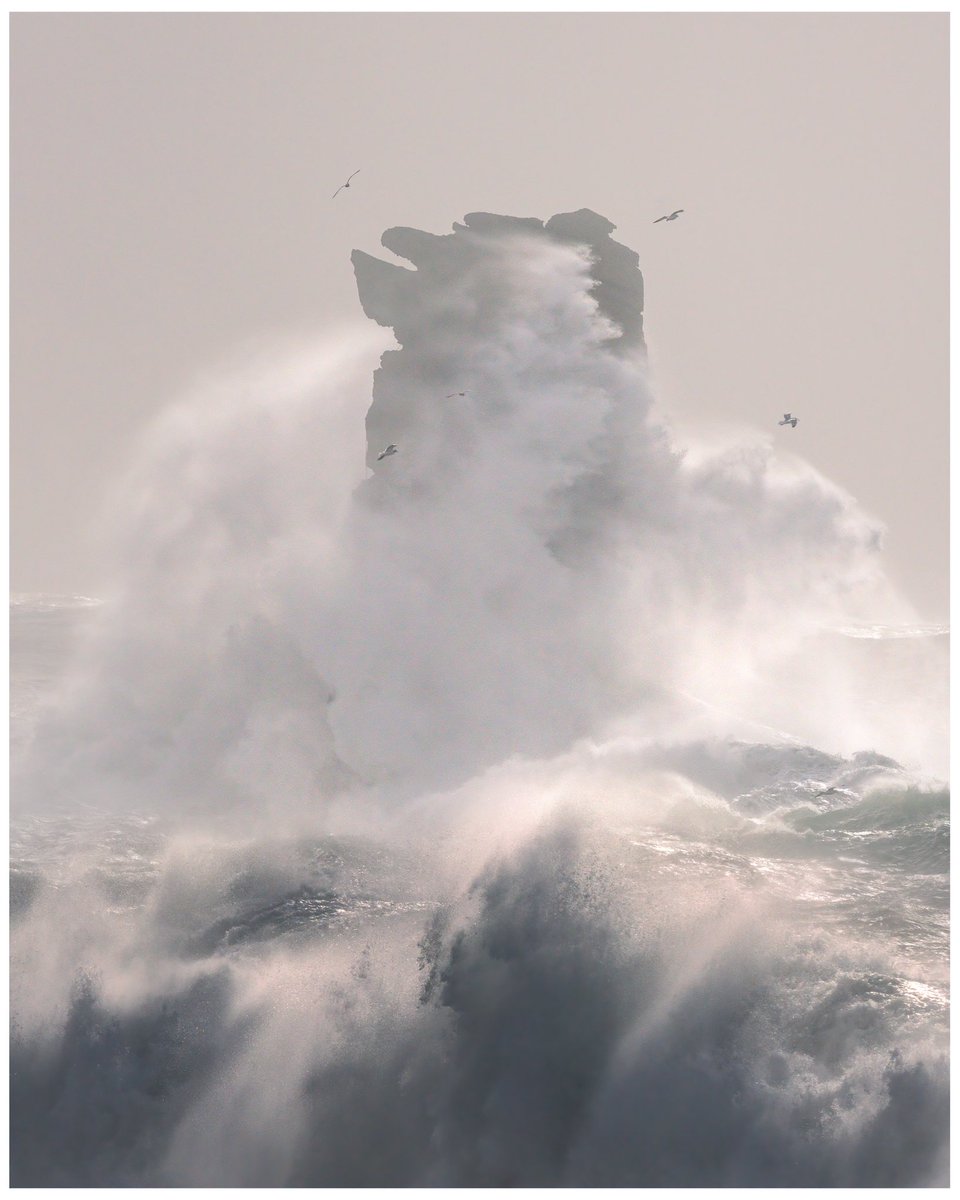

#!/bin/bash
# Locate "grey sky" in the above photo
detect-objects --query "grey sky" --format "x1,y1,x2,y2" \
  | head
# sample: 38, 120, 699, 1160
11, 13, 948, 618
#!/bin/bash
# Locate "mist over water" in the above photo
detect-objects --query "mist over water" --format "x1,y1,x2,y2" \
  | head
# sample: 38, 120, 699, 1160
11, 211, 948, 1186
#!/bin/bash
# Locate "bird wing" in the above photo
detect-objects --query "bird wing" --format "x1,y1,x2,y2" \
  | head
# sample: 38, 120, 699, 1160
783, 413, 791, 419
672, 209, 684, 216
653, 216, 667, 223
347, 169, 360, 183
332, 185, 344, 198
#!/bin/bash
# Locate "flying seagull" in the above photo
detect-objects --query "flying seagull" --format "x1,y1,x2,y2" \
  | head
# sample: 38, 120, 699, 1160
377, 444, 398, 461
446, 392, 467, 398
779, 413, 798, 428
654, 209, 684, 223
332, 170, 360, 199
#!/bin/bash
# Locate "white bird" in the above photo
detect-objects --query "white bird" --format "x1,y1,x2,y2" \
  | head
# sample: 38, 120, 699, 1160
332, 170, 360, 199
654, 209, 684, 223
377, 444, 398, 461
779, 413, 798, 428
446, 392, 466, 398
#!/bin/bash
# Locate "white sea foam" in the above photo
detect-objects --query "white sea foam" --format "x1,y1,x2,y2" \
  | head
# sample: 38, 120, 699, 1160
827, 621, 949, 639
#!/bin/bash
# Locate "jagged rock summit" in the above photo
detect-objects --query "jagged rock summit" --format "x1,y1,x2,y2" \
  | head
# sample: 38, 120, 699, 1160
351, 210, 647, 473
351, 208, 645, 355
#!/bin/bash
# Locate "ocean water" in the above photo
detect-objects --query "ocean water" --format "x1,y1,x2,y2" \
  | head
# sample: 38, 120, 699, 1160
10, 211, 949, 1187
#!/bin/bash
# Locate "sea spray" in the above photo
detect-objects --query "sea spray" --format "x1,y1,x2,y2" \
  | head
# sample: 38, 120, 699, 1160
10, 210, 948, 1185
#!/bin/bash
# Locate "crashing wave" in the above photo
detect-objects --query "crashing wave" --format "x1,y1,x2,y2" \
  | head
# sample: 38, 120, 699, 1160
10, 210, 948, 1186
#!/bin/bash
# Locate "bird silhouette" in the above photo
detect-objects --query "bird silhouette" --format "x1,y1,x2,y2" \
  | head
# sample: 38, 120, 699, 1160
332, 170, 361, 199
377, 444, 398, 461
654, 209, 684, 223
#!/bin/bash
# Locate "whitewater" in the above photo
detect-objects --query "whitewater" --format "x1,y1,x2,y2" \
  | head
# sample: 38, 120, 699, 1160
10, 210, 948, 1186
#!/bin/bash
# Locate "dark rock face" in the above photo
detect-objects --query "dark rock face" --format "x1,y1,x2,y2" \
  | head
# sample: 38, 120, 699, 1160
543, 210, 644, 353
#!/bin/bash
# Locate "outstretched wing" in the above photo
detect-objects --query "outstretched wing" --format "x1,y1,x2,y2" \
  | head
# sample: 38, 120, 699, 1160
653, 216, 667, 223
671, 209, 684, 217
333, 171, 360, 199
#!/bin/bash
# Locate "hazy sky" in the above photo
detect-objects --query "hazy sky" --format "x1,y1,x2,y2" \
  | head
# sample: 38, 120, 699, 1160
11, 13, 948, 618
